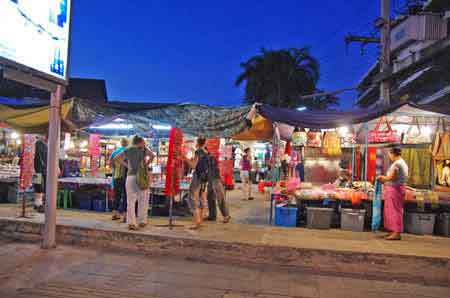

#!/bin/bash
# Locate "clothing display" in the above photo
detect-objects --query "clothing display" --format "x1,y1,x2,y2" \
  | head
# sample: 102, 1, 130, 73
402, 148, 431, 187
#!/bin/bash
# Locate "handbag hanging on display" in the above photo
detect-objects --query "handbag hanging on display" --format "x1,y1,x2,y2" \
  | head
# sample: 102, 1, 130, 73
307, 129, 322, 147
402, 117, 432, 144
340, 126, 356, 148
292, 127, 307, 150
322, 131, 342, 156
368, 117, 399, 144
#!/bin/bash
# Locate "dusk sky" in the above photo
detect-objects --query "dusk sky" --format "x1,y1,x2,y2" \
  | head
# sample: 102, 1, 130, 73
69, 0, 381, 108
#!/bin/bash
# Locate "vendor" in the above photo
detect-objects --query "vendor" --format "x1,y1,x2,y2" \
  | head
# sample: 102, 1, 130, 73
377, 147, 409, 241
334, 169, 351, 188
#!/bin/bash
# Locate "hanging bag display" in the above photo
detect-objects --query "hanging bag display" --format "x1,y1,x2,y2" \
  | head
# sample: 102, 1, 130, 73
322, 131, 342, 156
368, 117, 399, 144
292, 127, 307, 150
432, 117, 450, 160
307, 129, 322, 147
402, 117, 432, 144
340, 126, 356, 148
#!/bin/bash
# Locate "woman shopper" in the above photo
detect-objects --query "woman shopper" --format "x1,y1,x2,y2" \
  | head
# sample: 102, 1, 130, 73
110, 138, 129, 222
183, 137, 210, 230
377, 147, 409, 241
241, 148, 253, 200
114, 136, 154, 230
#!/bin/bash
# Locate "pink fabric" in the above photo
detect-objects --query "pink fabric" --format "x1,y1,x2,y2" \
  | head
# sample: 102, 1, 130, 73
383, 184, 406, 233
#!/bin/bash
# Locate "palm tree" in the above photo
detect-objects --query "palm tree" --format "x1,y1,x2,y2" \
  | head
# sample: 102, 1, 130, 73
236, 48, 337, 109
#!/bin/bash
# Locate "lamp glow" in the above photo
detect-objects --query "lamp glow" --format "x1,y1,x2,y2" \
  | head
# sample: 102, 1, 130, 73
10, 132, 19, 139
338, 126, 349, 135
297, 106, 307, 111
152, 124, 171, 130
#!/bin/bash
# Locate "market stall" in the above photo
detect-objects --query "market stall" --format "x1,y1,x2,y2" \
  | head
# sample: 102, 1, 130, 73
254, 102, 450, 235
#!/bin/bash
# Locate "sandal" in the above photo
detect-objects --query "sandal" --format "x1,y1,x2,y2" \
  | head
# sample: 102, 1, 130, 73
223, 216, 231, 224
128, 224, 139, 231
189, 225, 201, 230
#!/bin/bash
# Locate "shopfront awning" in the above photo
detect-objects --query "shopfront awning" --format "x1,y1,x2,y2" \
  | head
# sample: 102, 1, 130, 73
232, 115, 274, 141
0, 100, 73, 132
257, 102, 450, 129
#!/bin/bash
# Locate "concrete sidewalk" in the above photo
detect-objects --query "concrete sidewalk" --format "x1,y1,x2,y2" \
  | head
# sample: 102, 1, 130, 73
0, 239, 449, 298
1, 203, 449, 259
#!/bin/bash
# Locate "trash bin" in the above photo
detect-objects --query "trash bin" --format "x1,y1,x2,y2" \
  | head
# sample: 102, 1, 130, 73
405, 212, 436, 235
436, 213, 450, 237
341, 209, 366, 232
306, 207, 334, 229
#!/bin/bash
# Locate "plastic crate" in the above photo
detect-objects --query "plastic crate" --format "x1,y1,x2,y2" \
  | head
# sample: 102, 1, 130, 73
306, 207, 334, 229
436, 213, 450, 237
275, 205, 298, 227
78, 198, 92, 210
405, 212, 436, 235
92, 199, 106, 212
341, 209, 366, 232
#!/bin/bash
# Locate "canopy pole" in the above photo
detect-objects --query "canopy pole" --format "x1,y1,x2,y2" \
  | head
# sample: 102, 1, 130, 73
364, 122, 369, 192
42, 85, 62, 249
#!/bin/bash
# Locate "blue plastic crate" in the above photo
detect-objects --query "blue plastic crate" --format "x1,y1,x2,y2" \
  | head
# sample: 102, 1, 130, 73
92, 199, 106, 212
78, 198, 92, 210
275, 205, 298, 227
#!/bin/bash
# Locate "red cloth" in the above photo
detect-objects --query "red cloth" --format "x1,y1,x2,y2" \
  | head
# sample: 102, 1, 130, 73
284, 141, 292, 156
383, 184, 406, 233
165, 128, 184, 196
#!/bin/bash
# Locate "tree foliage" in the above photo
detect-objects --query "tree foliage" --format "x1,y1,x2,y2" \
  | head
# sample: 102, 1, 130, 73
236, 48, 338, 109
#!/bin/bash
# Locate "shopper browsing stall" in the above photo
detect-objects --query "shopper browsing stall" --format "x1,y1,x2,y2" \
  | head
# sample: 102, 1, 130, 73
205, 148, 231, 223
377, 147, 409, 241
241, 147, 253, 200
110, 138, 129, 222
114, 136, 154, 231
183, 137, 210, 229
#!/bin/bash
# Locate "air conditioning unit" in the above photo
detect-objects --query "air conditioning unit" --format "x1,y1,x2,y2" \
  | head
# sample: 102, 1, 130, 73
390, 14, 448, 51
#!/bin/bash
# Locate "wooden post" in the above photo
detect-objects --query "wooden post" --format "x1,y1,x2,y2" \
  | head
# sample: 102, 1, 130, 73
42, 85, 62, 249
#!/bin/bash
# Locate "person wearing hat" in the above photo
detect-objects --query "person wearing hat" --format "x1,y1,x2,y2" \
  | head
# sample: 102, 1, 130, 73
377, 147, 409, 240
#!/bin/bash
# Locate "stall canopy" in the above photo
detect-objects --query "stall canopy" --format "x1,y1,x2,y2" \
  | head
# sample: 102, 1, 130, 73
0, 97, 253, 137
0, 99, 73, 132
257, 102, 450, 129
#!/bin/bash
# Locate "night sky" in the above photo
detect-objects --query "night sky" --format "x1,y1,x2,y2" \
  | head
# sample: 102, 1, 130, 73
69, 0, 381, 108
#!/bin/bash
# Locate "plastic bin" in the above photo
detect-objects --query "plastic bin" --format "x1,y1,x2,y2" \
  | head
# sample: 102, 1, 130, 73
275, 205, 298, 227
92, 199, 106, 212
306, 207, 334, 229
341, 209, 366, 232
78, 198, 92, 210
405, 212, 436, 235
436, 213, 450, 237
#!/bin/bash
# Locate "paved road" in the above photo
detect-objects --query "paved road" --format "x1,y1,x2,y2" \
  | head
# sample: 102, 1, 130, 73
0, 239, 448, 298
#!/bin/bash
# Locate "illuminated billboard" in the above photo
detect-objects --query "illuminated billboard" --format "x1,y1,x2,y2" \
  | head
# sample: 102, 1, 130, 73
0, 0, 71, 82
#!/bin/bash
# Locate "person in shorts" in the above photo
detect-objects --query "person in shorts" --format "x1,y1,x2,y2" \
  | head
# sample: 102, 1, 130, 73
183, 137, 209, 230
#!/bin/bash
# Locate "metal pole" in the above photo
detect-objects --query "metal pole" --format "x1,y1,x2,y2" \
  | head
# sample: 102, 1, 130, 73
42, 85, 62, 249
380, 0, 391, 106
364, 122, 369, 192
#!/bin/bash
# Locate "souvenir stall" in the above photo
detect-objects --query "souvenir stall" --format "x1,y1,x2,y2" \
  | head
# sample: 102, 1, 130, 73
256, 102, 450, 236
0, 128, 21, 203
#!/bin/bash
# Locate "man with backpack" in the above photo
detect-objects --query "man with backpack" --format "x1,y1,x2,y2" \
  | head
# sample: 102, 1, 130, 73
205, 148, 231, 223
183, 137, 210, 230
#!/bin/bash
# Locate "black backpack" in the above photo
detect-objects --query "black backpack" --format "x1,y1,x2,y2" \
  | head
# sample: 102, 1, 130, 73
196, 151, 210, 183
